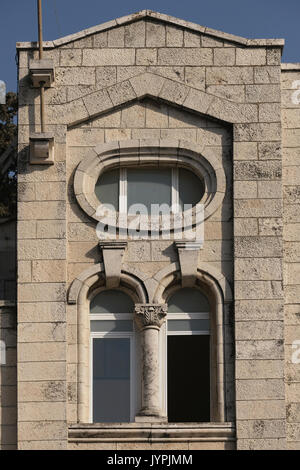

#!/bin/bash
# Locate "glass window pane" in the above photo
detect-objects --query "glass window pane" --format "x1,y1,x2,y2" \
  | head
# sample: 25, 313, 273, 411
127, 168, 172, 214
91, 320, 133, 332
179, 168, 205, 208
95, 168, 119, 210
93, 337, 130, 422
168, 288, 210, 313
168, 319, 210, 332
90, 290, 134, 314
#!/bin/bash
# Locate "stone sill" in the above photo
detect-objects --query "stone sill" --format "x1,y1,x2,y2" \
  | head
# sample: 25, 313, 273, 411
68, 422, 235, 443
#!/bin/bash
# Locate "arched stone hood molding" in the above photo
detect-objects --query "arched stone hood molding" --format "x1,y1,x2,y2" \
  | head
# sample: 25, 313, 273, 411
73, 138, 226, 223
152, 261, 232, 305
67, 262, 148, 305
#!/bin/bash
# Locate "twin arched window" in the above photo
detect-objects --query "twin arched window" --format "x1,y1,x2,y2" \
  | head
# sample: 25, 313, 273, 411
89, 287, 211, 423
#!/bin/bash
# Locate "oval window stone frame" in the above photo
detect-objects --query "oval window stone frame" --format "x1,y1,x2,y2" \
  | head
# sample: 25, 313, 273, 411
73, 139, 226, 228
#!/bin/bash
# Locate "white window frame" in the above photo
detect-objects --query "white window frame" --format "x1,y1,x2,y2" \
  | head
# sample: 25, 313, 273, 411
89, 313, 136, 424
118, 167, 181, 214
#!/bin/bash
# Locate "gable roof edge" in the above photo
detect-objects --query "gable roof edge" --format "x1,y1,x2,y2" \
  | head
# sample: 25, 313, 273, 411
16, 9, 284, 50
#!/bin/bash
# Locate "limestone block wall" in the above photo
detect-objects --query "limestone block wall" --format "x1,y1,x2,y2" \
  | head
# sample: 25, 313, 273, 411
281, 64, 300, 450
15, 11, 289, 450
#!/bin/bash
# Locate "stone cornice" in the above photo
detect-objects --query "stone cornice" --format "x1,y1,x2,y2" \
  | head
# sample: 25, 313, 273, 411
16, 10, 284, 50
281, 63, 300, 71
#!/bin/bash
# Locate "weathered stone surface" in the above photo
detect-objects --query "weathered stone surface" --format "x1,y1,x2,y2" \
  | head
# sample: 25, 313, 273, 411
206, 66, 253, 85
236, 48, 266, 65
246, 84, 280, 103
235, 320, 283, 340
18, 239, 65, 260
124, 21, 145, 47
18, 283, 65, 302
213, 48, 235, 66
136, 48, 157, 65
237, 400, 286, 419
166, 26, 183, 47
60, 49, 82, 67
234, 161, 281, 180
237, 419, 286, 439
236, 340, 284, 360
254, 66, 281, 84
55, 67, 95, 86
235, 236, 282, 257
82, 49, 135, 66
235, 199, 282, 218
234, 123, 281, 142
146, 20, 166, 47
235, 258, 282, 280
158, 48, 213, 66
236, 360, 284, 379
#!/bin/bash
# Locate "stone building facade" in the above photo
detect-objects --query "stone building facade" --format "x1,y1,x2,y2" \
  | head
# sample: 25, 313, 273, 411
0, 10, 300, 450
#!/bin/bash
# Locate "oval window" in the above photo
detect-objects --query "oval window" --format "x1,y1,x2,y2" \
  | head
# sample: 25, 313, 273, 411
95, 167, 205, 212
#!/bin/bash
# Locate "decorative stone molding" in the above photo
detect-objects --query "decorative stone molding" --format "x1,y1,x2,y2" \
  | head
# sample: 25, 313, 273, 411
74, 139, 226, 227
68, 421, 236, 444
153, 261, 232, 304
67, 262, 148, 305
174, 240, 203, 287
134, 303, 167, 330
29, 132, 54, 165
98, 240, 127, 288
29, 59, 55, 87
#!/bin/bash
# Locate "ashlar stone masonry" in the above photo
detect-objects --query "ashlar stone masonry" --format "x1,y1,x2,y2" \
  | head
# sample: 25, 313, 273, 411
0, 10, 299, 450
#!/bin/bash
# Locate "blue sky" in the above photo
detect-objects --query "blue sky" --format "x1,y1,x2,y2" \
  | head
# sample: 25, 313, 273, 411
1, 0, 300, 92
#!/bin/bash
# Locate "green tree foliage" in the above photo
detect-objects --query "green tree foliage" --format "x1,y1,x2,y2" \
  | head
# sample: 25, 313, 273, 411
0, 92, 18, 218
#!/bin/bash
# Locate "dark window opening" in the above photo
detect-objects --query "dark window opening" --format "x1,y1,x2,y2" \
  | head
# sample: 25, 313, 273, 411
167, 335, 210, 422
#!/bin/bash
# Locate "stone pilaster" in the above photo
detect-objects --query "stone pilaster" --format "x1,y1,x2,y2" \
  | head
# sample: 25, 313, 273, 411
134, 304, 167, 421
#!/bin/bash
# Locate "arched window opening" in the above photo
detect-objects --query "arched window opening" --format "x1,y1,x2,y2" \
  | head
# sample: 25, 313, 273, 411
90, 289, 135, 423
167, 287, 210, 423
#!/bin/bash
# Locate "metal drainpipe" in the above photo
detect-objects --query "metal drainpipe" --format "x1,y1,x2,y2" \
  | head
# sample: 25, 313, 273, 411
37, 0, 45, 133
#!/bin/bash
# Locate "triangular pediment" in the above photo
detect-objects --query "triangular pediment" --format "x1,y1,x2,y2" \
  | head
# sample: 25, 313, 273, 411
16, 10, 284, 50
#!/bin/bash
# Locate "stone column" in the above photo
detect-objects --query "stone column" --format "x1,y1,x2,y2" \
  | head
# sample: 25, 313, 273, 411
134, 304, 167, 421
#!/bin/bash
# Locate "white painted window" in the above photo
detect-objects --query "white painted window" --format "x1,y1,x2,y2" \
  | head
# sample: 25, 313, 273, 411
95, 167, 205, 213
89, 289, 137, 423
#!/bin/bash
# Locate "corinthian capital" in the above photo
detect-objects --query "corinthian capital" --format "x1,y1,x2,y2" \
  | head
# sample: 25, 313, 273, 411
134, 304, 167, 330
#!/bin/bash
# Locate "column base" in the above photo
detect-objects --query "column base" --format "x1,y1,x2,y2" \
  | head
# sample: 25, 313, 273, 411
135, 407, 167, 423
135, 415, 168, 423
